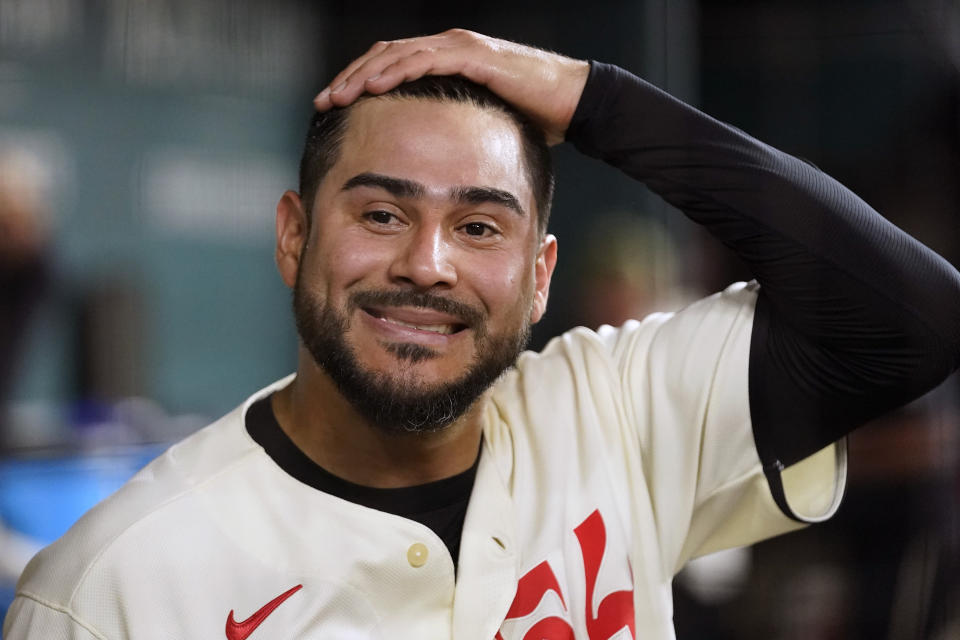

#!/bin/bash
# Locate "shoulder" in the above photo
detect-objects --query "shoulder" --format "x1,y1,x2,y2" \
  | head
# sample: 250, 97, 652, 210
487, 283, 758, 453
508, 281, 757, 383
11, 377, 290, 613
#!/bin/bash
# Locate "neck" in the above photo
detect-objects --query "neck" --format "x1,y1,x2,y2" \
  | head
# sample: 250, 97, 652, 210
271, 350, 486, 488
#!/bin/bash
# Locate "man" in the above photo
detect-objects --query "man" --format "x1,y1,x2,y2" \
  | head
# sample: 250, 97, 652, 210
5, 30, 960, 640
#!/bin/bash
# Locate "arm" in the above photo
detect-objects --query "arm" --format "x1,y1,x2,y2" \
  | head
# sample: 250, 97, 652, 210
565, 62, 960, 472
316, 30, 960, 473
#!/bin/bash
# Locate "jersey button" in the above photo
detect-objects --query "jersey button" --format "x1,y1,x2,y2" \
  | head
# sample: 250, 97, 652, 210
407, 542, 428, 568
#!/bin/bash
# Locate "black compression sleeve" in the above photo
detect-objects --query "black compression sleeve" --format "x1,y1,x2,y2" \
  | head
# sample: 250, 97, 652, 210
566, 62, 960, 469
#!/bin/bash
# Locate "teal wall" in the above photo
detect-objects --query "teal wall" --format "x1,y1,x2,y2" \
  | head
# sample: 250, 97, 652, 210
1, 0, 324, 417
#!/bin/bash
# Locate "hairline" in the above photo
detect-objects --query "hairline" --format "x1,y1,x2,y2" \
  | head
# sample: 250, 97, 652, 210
301, 87, 551, 236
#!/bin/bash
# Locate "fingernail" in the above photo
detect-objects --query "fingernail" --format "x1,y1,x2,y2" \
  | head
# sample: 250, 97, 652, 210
314, 87, 330, 103
367, 72, 381, 82
331, 81, 346, 93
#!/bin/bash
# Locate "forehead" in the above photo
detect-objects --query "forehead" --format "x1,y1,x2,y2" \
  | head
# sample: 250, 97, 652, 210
328, 97, 535, 210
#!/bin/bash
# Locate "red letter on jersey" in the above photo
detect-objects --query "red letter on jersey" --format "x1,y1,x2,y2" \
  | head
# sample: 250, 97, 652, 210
574, 510, 635, 640
496, 510, 634, 640
496, 561, 574, 640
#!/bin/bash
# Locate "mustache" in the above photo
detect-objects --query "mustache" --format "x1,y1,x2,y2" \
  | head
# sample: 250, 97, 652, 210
349, 289, 485, 327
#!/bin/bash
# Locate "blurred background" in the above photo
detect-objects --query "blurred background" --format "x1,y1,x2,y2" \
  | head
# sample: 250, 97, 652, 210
0, 0, 958, 637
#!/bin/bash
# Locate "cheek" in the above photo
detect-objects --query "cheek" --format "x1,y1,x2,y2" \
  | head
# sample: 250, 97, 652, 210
470, 253, 535, 311
312, 231, 389, 290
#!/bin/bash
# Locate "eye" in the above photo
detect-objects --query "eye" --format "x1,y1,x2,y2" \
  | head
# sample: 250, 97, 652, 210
366, 210, 396, 225
463, 222, 495, 237
360, 209, 406, 234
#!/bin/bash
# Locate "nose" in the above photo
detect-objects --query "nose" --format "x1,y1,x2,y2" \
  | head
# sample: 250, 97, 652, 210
387, 222, 458, 289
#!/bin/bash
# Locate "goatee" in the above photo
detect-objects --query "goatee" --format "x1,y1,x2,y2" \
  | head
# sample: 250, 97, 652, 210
292, 276, 531, 434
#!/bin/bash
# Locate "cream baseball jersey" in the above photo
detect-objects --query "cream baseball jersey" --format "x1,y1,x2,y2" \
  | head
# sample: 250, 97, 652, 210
3, 282, 845, 640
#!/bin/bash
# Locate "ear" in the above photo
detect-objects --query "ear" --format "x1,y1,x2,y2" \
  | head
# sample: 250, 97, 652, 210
276, 190, 308, 288
530, 233, 558, 324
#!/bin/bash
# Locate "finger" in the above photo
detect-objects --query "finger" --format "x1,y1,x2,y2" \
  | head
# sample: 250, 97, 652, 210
313, 39, 394, 110
315, 37, 429, 109
331, 39, 447, 101
314, 30, 494, 112
327, 39, 394, 92
350, 31, 489, 99
321, 33, 466, 108
313, 87, 332, 111
361, 31, 503, 95
360, 47, 475, 95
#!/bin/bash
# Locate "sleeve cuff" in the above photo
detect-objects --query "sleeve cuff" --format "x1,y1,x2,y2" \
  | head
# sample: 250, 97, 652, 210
764, 437, 848, 523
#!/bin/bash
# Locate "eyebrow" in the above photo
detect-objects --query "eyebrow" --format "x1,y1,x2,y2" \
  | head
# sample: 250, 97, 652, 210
341, 172, 526, 218
451, 186, 526, 218
342, 173, 424, 199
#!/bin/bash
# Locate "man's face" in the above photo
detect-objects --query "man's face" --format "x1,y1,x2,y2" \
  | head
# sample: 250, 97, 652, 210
278, 97, 556, 433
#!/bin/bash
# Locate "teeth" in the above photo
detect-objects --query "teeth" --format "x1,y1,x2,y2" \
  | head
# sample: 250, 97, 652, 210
381, 316, 455, 335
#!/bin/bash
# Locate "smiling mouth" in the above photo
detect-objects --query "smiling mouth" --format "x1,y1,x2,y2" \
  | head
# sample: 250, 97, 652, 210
363, 308, 469, 336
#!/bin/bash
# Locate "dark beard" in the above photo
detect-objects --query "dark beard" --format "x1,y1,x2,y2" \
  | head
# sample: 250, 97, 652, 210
292, 277, 530, 434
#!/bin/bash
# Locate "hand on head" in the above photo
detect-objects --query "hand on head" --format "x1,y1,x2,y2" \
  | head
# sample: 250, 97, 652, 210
313, 29, 590, 146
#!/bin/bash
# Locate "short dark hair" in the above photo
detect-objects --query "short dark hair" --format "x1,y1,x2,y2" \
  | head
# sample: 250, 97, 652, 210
298, 76, 555, 235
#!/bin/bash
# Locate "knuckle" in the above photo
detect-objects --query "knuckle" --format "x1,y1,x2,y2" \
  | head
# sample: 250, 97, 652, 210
445, 28, 473, 41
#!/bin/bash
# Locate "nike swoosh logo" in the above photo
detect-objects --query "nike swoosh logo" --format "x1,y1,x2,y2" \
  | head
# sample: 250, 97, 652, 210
225, 584, 303, 640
